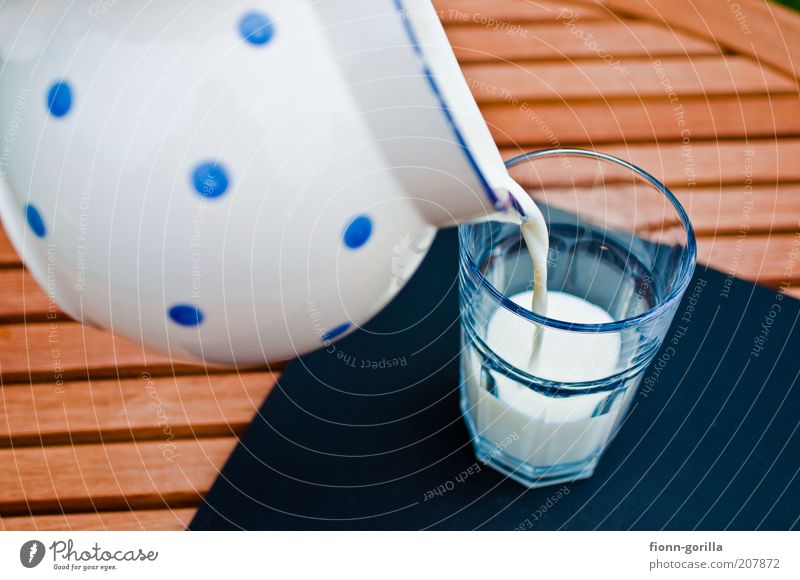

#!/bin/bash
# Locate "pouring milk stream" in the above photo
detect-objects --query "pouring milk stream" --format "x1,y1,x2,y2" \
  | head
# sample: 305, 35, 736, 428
468, 181, 625, 473
492, 183, 619, 377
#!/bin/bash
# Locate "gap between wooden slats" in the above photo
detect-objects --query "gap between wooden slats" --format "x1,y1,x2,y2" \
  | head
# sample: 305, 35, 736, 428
0, 372, 275, 447
0, 437, 236, 516
0, 268, 63, 323
0, 320, 273, 384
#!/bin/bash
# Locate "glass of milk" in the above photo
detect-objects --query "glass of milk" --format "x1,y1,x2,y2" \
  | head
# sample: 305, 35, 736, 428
459, 149, 696, 488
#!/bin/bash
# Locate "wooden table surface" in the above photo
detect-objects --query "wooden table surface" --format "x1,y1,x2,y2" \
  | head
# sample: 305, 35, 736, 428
2, 0, 799, 530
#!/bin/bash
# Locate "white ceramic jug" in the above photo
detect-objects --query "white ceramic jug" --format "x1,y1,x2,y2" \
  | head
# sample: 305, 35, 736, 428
0, 0, 522, 365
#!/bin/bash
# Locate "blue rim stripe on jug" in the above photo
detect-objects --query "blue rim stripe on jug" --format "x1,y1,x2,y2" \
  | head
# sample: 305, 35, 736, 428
391, 0, 504, 211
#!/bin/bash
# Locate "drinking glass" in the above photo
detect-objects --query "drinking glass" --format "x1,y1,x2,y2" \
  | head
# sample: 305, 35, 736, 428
459, 149, 696, 488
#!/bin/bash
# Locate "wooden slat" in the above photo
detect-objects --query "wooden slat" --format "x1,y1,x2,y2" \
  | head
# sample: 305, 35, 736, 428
697, 233, 800, 285
0, 321, 208, 383
0, 268, 61, 323
535, 184, 800, 237
601, 0, 800, 82
675, 185, 800, 236
482, 95, 800, 146
436, 0, 611, 23
465, 57, 796, 101
501, 139, 800, 188
0, 438, 236, 516
600, 140, 800, 187
0, 372, 274, 447
0, 508, 194, 531
787, 287, 800, 300
0, 228, 21, 268
446, 20, 719, 63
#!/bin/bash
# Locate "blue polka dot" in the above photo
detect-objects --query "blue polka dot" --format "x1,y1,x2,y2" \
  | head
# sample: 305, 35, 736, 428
322, 322, 351, 342
192, 162, 229, 198
24, 204, 46, 237
343, 215, 372, 249
46, 81, 72, 117
239, 12, 275, 45
168, 304, 204, 326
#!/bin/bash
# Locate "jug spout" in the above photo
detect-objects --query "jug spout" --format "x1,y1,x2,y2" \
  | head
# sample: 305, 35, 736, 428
315, 0, 517, 229
408, 180, 514, 228
384, 0, 518, 228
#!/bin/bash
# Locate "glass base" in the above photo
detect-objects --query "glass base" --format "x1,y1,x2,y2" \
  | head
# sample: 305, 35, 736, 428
462, 397, 599, 489
471, 435, 598, 489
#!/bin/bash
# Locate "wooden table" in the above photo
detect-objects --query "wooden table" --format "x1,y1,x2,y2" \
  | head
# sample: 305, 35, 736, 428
2, 0, 799, 530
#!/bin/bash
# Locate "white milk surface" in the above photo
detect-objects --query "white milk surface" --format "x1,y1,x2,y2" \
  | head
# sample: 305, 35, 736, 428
467, 290, 627, 468
488, 290, 621, 385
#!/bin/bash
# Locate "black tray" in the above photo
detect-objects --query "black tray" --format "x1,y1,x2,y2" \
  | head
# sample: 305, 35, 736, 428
191, 229, 800, 530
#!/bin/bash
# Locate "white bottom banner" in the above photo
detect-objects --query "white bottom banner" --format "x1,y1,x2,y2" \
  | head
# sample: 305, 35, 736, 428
0, 531, 796, 578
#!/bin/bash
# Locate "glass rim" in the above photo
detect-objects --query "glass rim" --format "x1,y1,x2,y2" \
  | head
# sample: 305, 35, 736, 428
460, 148, 698, 333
